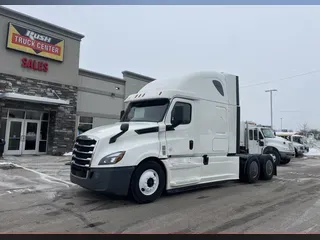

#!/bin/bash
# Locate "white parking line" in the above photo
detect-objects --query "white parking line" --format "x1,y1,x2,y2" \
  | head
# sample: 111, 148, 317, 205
11, 163, 75, 188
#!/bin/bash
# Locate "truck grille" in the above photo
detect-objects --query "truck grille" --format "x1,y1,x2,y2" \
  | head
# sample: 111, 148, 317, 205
288, 143, 294, 150
72, 136, 97, 166
71, 164, 88, 178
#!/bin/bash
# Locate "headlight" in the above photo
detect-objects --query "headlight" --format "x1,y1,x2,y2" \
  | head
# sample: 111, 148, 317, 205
98, 151, 126, 165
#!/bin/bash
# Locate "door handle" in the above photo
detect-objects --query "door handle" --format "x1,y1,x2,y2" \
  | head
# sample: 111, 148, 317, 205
203, 155, 209, 165
189, 140, 194, 150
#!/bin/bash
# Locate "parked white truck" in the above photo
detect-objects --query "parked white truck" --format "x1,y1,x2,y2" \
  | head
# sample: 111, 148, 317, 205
276, 132, 308, 156
70, 71, 277, 204
240, 122, 295, 165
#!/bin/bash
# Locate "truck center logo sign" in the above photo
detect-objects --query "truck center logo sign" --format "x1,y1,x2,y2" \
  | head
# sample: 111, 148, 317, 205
6, 23, 65, 62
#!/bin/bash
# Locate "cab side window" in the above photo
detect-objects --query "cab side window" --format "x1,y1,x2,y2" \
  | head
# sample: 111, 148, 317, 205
171, 102, 192, 125
259, 132, 264, 139
254, 129, 258, 140
249, 130, 253, 140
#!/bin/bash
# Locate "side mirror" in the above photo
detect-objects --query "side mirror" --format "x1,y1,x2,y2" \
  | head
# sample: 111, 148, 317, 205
120, 123, 129, 132
259, 140, 264, 147
171, 106, 183, 128
120, 110, 125, 120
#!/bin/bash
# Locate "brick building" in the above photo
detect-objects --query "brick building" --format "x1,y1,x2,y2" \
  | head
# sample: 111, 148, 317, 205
0, 6, 154, 156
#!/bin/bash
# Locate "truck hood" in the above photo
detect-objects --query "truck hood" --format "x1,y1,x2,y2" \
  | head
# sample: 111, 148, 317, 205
265, 137, 281, 145
80, 122, 159, 140
265, 136, 294, 151
265, 136, 287, 143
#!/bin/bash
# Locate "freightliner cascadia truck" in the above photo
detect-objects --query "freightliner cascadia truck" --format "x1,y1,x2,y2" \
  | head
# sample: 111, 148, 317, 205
70, 71, 277, 204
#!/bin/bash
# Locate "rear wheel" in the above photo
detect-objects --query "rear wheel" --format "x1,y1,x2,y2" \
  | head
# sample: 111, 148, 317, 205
260, 157, 274, 180
245, 158, 260, 183
130, 161, 165, 204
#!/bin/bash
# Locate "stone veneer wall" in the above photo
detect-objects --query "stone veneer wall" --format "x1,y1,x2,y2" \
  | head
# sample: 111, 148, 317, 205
0, 72, 77, 156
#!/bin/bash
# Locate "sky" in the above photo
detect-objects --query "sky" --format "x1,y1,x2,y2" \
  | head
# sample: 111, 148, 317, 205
5, 5, 320, 131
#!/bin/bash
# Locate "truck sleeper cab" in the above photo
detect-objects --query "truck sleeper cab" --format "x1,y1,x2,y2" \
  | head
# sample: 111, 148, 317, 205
70, 71, 277, 204
240, 122, 295, 165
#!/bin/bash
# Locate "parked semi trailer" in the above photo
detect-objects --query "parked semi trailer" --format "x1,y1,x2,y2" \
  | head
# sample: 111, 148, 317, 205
70, 71, 278, 204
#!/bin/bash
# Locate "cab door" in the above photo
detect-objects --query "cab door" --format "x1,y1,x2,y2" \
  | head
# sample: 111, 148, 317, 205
165, 98, 194, 156
164, 98, 201, 187
248, 128, 261, 154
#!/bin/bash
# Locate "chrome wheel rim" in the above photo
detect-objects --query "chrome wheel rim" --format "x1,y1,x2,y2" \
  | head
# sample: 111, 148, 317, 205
138, 169, 159, 196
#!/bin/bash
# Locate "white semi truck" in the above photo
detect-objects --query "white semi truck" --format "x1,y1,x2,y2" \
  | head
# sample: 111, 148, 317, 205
70, 71, 277, 204
240, 122, 295, 165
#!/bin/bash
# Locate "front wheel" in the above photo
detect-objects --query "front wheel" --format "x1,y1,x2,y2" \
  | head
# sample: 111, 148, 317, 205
130, 161, 165, 204
264, 148, 281, 166
280, 158, 291, 165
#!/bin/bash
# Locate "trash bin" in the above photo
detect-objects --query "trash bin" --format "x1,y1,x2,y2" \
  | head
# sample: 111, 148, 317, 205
0, 139, 5, 158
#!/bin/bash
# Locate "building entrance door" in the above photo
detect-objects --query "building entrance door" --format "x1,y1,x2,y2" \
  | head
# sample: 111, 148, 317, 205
3, 109, 49, 156
5, 119, 24, 155
22, 120, 40, 155
5, 119, 41, 155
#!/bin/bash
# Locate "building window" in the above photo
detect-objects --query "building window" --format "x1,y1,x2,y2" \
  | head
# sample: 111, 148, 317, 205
0, 108, 8, 140
78, 116, 93, 135
8, 110, 25, 119
26, 111, 41, 120
39, 113, 49, 153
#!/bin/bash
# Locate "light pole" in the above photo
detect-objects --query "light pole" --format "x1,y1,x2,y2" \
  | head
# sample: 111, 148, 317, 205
280, 117, 283, 131
265, 89, 277, 129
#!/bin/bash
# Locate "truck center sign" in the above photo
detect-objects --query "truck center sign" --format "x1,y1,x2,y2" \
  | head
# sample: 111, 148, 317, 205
6, 22, 65, 62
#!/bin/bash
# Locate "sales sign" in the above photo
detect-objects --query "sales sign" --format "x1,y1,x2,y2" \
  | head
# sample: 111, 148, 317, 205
6, 22, 65, 62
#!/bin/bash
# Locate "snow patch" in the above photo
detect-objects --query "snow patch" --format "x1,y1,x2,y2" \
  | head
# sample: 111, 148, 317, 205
63, 152, 72, 156
304, 148, 320, 156
0, 161, 14, 165
0, 161, 20, 170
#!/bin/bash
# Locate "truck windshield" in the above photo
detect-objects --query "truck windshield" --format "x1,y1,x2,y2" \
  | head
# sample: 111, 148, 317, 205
121, 99, 170, 123
293, 136, 303, 144
261, 128, 275, 138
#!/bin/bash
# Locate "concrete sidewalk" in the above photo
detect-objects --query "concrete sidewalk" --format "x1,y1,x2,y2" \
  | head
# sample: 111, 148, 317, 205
1, 154, 72, 182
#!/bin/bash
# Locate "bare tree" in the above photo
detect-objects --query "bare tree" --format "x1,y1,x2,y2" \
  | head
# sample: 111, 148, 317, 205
299, 122, 309, 136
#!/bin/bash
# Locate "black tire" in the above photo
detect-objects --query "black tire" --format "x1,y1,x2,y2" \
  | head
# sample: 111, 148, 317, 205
245, 158, 260, 184
264, 148, 281, 166
260, 157, 274, 180
280, 158, 291, 165
130, 161, 165, 204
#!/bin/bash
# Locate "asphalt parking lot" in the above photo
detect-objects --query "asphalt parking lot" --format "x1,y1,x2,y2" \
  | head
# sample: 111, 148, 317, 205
1, 155, 320, 233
